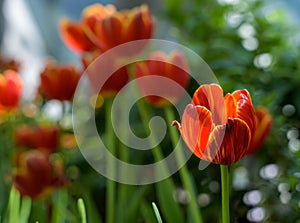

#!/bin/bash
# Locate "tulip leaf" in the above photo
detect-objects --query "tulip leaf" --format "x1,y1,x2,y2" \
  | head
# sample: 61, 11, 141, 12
152, 202, 163, 223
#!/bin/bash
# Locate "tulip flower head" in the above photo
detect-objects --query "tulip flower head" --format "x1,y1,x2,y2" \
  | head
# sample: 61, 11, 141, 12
172, 84, 256, 165
39, 62, 81, 101
14, 150, 67, 199
59, 4, 116, 53
0, 70, 23, 111
248, 106, 272, 154
134, 51, 190, 107
60, 4, 154, 54
15, 125, 60, 154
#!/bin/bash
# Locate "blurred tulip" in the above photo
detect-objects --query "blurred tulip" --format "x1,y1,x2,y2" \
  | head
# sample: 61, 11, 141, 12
59, 19, 97, 53
86, 4, 154, 52
59, 4, 116, 53
248, 106, 273, 154
15, 125, 59, 153
134, 51, 189, 107
82, 51, 129, 97
14, 150, 67, 199
0, 70, 23, 110
60, 133, 77, 149
172, 84, 256, 165
59, 4, 154, 54
39, 62, 81, 101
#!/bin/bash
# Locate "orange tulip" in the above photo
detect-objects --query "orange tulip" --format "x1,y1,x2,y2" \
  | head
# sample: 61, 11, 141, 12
59, 19, 98, 53
248, 106, 272, 154
172, 84, 256, 165
59, 4, 116, 53
134, 51, 189, 107
39, 62, 81, 101
15, 125, 59, 153
86, 4, 154, 52
14, 150, 67, 199
0, 70, 23, 110
59, 4, 154, 53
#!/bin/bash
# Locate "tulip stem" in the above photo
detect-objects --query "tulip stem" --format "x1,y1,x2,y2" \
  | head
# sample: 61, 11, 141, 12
220, 165, 230, 223
105, 99, 116, 223
165, 107, 203, 223
9, 186, 20, 223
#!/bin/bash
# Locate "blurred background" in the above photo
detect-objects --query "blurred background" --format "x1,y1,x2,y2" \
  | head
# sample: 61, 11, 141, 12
0, 0, 299, 98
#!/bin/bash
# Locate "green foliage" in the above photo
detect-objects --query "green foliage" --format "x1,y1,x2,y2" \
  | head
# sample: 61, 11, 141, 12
163, 0, 300, 222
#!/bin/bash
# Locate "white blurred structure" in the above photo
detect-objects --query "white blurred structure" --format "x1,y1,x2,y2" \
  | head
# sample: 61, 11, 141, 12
2, 0, 46, 99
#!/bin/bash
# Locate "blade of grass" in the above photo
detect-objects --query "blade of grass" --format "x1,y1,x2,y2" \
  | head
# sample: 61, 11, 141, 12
141, 201, 157, 223
152, 202, 163, 223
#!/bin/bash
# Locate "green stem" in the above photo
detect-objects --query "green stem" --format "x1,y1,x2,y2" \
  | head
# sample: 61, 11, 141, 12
78, 198, 87, 223
127, 64, 164, 162
117, 93, 130, 210
220, 165, 230, 223
105, 98, 116, 223
9, 186, 20, 223
164, 107, 203, 223
19, 196, 32, 223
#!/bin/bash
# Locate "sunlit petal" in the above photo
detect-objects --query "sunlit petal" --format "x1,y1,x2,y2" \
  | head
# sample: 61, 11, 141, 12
193, 84, 226, 125
172, 104, 213, 158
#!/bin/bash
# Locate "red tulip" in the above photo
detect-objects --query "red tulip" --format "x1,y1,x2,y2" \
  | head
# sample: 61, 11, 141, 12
39, 62, 81, 101
0, 70, 23, 110
134, 51, 189, 107
82, 51, 129, 97
248, 106, 272, 154
172, 84, 256, 165
14, 150, 67, 199
15, 125, 59, 153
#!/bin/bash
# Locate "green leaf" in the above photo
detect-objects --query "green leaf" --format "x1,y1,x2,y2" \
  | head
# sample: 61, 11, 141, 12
152, 202, 163, 223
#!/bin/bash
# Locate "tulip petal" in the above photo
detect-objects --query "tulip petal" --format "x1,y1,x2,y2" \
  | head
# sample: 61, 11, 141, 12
224, 93, 237, 118
172, 104, 213, 158
192, 84, 226, 125
96, 16, 123, 50
203, 118, 251, 165
125, 5, 153, 41
232, 89, 256, 134
59, 19, 96, 52
248, 107, 272, 153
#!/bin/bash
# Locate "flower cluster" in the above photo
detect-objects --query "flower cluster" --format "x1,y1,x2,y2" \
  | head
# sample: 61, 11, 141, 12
0, 2, 275, 222
13, 124, 68, 198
